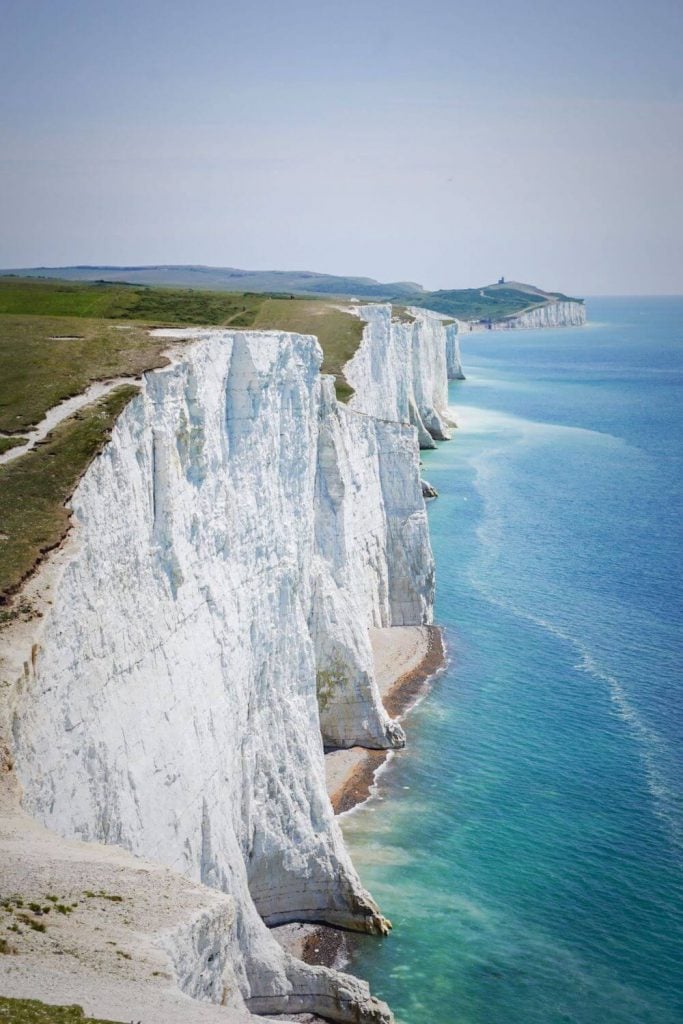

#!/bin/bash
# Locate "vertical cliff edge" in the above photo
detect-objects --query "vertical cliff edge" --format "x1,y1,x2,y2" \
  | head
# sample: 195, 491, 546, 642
492, 299, 586, 329
0, 306, 457, 1022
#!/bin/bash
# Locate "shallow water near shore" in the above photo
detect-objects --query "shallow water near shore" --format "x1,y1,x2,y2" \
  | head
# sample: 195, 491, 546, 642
343, 297, 683, 1024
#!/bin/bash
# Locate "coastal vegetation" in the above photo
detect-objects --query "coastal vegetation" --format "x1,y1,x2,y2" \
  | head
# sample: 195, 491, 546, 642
0, 276, 268, 323
0, 267, 585, 326
0, 278, 363, 429
0, 385, 139, 602
0, 436, 27, 455
409, 284, 583, 321
316, 657, 351, 714
0, 312, 165, 433
0, 997, 122, 1023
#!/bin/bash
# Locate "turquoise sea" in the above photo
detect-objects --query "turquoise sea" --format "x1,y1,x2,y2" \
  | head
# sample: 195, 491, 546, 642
343, 297, 683, 1024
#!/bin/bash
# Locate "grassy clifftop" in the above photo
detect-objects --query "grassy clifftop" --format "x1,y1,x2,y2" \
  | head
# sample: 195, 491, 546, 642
0, 268, 583, 324
0, 279, 363, 429
0, 385, 138, 603
0, 276, 268, 325
252, 297, 363, 401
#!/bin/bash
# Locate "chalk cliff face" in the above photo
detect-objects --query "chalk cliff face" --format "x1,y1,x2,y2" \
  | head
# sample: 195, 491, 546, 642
444, 322, 466, 380
3, 306, 452, 1021
344, 305, 454, 448
312, 377, 433, 750
495, 300, 586, 329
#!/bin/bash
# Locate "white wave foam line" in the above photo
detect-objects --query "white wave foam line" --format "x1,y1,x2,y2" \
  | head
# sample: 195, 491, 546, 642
450, 372, 534, 393
573, 648, 682, 834
469, 570, 683, 857
462, 420, 681, 853
449, 404, 633, 450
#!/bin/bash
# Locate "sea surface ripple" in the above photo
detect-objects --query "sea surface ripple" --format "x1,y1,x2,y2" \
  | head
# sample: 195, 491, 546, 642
343, 297, 683, 1024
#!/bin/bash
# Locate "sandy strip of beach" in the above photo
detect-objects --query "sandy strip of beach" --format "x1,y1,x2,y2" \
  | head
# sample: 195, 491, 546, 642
325, 624, 445, 814
272, 624, 446, 986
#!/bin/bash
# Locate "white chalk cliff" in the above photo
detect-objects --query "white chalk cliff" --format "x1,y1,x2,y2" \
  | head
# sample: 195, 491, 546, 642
444, 322, 466, 380
493, 300, 586, 329
0, 305, 456, 1022
344, 305, 455, 448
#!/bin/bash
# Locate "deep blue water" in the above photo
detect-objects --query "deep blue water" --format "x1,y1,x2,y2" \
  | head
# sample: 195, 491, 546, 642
343, 297, 683, 1024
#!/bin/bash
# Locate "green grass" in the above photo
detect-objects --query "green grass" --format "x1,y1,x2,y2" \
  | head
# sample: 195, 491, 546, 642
0, 997, 123, 1023
0, 276, 267, 324
0, 280, 363, 432
0, 386, 139, 602
0, 278, 277, 434
0, 279, 136, 319
390, 305, 417, 323
0, 314, 168, 434
409, 287, 539, 320
0, 435, 28, 454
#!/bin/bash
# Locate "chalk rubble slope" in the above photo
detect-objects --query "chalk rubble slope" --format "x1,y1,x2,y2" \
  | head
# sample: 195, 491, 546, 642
0, 771, 251, 1024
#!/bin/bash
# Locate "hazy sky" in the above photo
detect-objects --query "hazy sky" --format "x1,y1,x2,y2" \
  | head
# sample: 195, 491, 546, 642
1, 0, 681, 294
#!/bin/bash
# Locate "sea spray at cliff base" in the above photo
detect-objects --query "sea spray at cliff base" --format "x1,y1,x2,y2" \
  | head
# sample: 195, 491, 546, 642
343, 297, 683, 1024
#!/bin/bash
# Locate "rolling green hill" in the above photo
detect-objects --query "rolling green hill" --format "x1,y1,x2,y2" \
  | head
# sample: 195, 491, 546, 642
0, 264, 423, 300
0, 266, 583, 322
408, 284, 583, 321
